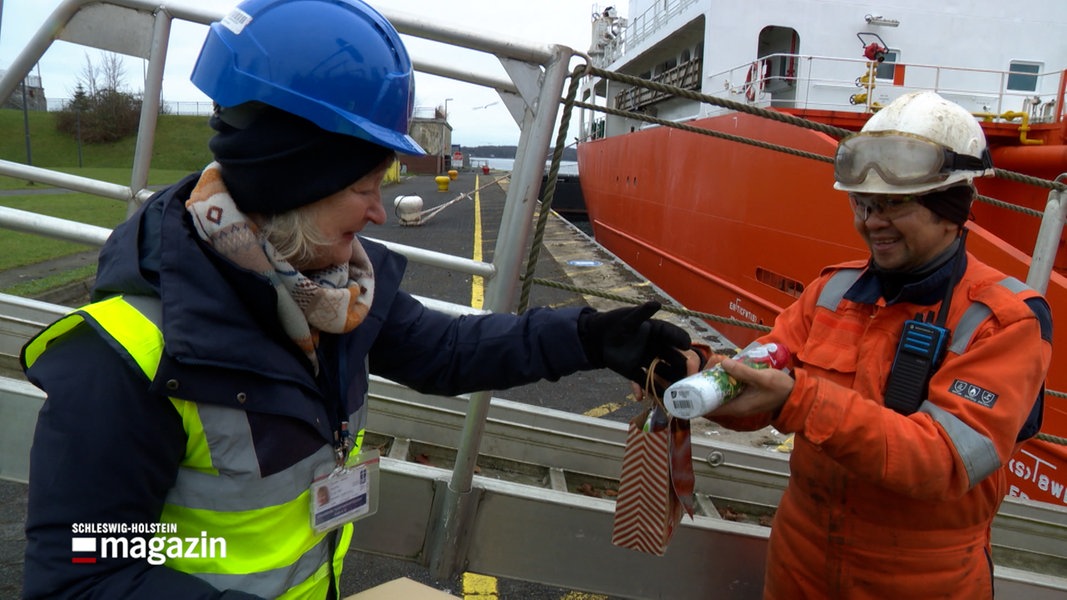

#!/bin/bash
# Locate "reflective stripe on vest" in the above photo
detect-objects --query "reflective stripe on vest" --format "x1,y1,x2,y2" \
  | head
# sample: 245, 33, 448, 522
815, 270, 1030, 355
815, 268, 863, 312
917, 401, 1000, 487
25, 295, 364, 599
815, 271, 1033, 488
947, 276, 1029, 355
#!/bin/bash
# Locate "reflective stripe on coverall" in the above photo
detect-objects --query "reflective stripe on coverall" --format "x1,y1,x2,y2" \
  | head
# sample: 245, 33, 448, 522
23, 294, 365, 599
736, 258, 1051, 600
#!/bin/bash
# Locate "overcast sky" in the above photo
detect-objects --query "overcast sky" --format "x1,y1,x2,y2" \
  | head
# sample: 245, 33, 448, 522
1, 0, 628, 147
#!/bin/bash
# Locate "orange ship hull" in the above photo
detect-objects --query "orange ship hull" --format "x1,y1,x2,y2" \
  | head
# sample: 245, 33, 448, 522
578, 109, 1067, 507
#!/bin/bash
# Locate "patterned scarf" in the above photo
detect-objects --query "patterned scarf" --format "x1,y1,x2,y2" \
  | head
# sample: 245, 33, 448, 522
185, 163, 375, 374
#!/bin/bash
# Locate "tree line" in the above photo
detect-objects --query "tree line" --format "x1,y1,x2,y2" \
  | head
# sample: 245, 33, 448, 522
52, 53, 145, 144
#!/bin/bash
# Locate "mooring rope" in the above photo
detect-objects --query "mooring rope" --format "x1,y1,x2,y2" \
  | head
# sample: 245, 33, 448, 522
514, 60, 1066, 442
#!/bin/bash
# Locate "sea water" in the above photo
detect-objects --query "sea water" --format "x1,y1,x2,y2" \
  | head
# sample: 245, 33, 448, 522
469, 157, 579, 175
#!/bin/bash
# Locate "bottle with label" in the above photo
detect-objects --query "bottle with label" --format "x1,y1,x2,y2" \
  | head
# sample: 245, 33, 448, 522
664, 342, 791, 419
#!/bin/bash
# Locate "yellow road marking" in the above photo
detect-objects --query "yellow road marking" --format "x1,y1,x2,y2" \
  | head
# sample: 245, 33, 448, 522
462, 175, 608, 600
472, 174, 485, 310
464, 177, 494, 599
462, 572, 498, 598
583, 402, 623, 418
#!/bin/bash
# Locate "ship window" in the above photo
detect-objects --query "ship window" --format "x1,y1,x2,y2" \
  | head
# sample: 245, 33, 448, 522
875, 50, 899, 80
1007, 62, 1041, 92
756, 268, 805, 298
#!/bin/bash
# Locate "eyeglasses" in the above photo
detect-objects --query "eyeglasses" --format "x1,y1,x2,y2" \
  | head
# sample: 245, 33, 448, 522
849, 192, 921, 221
835, 131, 991, 186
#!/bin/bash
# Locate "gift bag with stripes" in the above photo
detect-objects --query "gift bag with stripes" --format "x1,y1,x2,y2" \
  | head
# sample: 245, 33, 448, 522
611, 361, 695, 555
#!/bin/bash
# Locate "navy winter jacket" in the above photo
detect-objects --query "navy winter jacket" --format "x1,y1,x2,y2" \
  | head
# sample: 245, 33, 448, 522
22, 173, 592, 598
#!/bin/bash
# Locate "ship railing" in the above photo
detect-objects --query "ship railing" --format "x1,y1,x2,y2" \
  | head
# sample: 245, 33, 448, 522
708, 53, 1065, 125
621, 0, 699, 55
590, 0, 700, 69
573, 60, 1067, 386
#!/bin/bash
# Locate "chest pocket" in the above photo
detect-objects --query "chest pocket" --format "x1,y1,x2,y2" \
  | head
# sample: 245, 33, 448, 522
800, 269, 865, 377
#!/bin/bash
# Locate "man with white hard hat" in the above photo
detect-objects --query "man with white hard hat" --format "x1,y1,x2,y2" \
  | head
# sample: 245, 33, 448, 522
704, 91, 1052, 599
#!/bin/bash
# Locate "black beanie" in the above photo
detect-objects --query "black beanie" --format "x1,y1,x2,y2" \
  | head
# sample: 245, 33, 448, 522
918, 184, 974, 226
208, 103, 395, 215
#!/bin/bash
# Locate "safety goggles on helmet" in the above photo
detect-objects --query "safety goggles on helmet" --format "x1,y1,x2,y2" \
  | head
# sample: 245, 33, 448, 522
834, 131, 992, 187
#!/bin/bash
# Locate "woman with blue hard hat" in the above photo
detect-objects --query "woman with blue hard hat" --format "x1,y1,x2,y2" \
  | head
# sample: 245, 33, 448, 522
19, 1, 696, 598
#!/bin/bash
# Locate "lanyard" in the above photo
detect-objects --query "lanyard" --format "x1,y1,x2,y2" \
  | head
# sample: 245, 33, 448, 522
317, 335, 353, 469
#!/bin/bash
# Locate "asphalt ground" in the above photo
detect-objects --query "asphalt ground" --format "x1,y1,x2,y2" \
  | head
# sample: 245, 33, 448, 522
0, 171, 739, 599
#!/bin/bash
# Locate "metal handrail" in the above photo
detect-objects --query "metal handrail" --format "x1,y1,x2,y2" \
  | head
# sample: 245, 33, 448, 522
707, 53, 1067, 122
0, 0, 580, 581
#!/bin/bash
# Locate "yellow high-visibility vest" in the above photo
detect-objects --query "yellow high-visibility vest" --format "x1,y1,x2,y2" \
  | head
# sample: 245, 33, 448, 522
24, 294, 366, 598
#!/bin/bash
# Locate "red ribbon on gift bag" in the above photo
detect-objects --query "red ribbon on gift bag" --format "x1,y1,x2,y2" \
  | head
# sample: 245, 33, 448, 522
611, 359, 695, 555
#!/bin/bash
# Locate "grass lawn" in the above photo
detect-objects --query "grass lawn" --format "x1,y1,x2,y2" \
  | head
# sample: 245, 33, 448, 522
1, 108, 213, 296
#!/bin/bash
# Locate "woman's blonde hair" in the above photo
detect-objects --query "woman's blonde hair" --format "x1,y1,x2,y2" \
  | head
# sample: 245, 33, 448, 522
258, 206, 330, 269
256, 155, 393, 269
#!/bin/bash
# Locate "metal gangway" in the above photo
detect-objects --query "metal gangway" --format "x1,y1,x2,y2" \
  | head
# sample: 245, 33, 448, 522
1, 2, 1066, 598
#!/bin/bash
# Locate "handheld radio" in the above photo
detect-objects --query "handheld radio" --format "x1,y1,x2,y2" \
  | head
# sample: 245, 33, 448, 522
883, 232, 968, 415
883, 317, 949, 414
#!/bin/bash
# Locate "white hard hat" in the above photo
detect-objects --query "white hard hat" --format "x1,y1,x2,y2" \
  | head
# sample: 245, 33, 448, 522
834, 91, 993, 195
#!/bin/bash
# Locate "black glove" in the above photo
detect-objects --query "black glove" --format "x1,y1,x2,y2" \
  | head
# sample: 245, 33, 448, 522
577, 301, 692, 389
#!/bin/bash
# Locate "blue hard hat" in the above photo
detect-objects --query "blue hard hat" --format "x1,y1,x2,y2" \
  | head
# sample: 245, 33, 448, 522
191, 0, 425, 155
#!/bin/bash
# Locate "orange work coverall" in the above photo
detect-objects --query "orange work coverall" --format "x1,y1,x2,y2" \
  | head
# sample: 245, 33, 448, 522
714, 255, 1052, 599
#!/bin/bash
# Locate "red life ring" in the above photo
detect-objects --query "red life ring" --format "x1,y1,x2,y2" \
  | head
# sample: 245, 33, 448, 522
744, 61, 763, 102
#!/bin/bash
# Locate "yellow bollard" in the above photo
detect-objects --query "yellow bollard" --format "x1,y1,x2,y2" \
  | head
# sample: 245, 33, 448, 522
434, 175, 450, 192
448, 169, 458, 180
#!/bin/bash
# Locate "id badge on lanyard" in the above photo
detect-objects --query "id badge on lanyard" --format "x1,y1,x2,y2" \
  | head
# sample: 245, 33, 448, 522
310, 449, 380, 533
